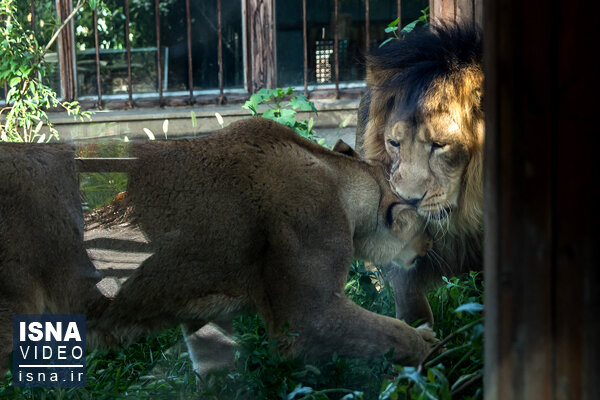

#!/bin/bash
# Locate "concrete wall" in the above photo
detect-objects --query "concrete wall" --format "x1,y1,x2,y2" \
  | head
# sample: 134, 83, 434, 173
48, 98, 359, 148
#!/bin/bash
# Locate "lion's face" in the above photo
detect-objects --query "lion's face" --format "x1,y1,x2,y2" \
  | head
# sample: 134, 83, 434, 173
383, 112, 474, 221
362, 23, 484, 235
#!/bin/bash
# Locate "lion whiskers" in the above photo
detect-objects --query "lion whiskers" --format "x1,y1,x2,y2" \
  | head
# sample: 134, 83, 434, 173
424, 200, 453, 241
426, 248, 453, 277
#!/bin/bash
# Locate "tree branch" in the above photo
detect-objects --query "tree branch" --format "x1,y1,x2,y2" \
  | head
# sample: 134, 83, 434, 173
42, 0, 86, 56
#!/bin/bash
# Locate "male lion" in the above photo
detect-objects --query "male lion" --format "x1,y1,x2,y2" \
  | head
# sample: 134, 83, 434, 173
358, 23, 483, 325
91, 118, 436, 371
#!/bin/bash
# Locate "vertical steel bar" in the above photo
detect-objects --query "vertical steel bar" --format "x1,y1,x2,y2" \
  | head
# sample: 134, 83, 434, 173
185, 0, 194, 104
243, 0, 252, 94
397, 0, 402, 30
1, 3, 5, 102
217, 0, 225, 104
93, 7, 102, 108
365, 0, 370, 53
154, 0, 163, 105
333, 0, 339, 99
29, 0, 35, 35
124, 0, 133, 107
302, 0, 308, 97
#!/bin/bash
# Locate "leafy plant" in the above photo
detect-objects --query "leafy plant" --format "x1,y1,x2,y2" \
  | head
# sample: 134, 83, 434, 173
242, 87, 317, 140
379, 271, 484, 399
345, 261, 395, 316
0, 271, 483, 399
76, 140, 129, 210
0, 0, 92, 142
380, 6, 430, 47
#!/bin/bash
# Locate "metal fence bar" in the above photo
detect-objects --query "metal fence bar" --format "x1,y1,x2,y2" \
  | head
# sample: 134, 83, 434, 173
397, 0, 402, 28
2, 11, 6, 102
93, 7, 102, 108
124, 0, 133, 107
333, 0, 339, 99
302, 0, 308, 97
217, 0, 226, 104
185, 0, 194, 104
154, 0, 163, 105
365, 0, 370, 53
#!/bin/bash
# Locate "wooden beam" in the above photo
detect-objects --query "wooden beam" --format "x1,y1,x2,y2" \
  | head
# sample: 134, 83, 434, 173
429, 0, 482, 26
455, 0, 474, 23
484, 0, 600, 398
246, 0, 276, 92
55, 0, 76, 100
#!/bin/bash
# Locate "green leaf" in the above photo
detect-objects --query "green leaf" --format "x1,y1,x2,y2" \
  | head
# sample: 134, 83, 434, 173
288, 384, 313, 399
262, 108, 297, 128
450, 372, 479, 392
242, 93, 263, 115
8, 76, 21, 87
454, 302, 484, 314
288, 94, 317, 112
379, 37, 397, 48
401, 20, 419, 35
190, 111, 197, 128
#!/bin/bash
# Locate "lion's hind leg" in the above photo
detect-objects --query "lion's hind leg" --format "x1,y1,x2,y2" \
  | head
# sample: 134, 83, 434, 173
182, 319, 236, 379
90, 249, 247, 352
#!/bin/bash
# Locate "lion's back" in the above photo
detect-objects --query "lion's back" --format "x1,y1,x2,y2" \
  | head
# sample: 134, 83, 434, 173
128, 118, 342, 250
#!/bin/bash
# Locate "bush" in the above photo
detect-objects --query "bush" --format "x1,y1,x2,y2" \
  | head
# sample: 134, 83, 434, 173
0, 0, 91, 142
243, 87, 317, 140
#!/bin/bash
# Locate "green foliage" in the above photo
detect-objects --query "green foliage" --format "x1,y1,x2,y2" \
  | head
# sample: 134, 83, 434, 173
0, 271, 483, 399
1, 327, 198, 399
345, 261, 395, 316
76, 140, 129, 210
0, 0, 92, 142
198, 315, 391, 400
379, 7, 430, 47
75, 0, 178, 51
380, 271, 484, 400
243, 87, 317, 140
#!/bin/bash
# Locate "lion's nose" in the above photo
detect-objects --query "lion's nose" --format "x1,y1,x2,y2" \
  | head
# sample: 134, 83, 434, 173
398, 191, 427, 207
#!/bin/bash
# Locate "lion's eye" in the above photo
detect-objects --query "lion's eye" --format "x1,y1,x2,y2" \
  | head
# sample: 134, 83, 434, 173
388, 139, 400, 148
431, 142, 446, 150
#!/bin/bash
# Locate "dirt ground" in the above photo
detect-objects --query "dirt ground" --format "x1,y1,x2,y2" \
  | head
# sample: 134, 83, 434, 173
84, 200, 150, 297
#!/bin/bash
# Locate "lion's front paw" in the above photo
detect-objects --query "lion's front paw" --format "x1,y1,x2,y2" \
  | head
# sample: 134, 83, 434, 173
416, 323, 438, 346
415, 324, 447, 361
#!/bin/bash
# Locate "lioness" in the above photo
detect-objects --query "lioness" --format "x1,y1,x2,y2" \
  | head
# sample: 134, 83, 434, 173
0, 144, 106, 380
358, 23, 484, 325
91, 118, 436, 369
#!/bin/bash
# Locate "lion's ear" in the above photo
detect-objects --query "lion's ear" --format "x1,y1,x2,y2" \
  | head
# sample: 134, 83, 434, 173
332, 140, 359, 158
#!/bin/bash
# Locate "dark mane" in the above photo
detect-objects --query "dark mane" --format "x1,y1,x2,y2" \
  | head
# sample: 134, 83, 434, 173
366, 22, 483, 115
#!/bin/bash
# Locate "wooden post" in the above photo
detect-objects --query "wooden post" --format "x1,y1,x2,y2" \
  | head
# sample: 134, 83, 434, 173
55, 0, 76, 100
484, 0, 600, 398
429, 0, 482, 27
245, 0, 276, 92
